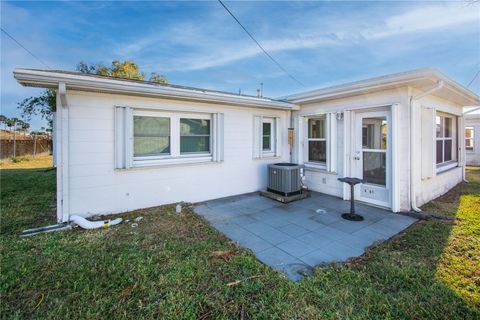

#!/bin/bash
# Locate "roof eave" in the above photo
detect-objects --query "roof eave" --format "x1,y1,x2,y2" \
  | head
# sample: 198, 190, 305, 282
284, 69, 479, 106
14, 69, 299, 111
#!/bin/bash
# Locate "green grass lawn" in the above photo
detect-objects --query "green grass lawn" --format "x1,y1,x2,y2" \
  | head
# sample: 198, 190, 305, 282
1, 157, 479, 319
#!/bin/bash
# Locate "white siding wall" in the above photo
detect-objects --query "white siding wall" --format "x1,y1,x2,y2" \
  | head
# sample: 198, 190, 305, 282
412, 91, 464, 207
65, 91, 290, 217
293, 88, 411, 211
465, 116, 480, 166
416, 167, 463, 206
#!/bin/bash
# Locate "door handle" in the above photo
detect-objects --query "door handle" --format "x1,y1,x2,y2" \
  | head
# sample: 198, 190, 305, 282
354, 156, 360, 160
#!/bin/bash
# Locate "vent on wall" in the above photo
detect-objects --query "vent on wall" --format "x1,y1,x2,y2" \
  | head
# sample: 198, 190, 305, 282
267, 163, 303, 196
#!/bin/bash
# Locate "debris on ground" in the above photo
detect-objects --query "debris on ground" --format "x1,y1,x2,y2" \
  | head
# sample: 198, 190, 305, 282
209, 249, 239, 262
32, 292, 46, 311
227, 275, 262, 287
131, 223, 138, 228
134, 216, 143, 222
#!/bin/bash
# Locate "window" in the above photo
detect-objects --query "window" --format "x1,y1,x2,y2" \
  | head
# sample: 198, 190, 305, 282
180, 118, 210, 154
253, 116, 279, 159
132, 110, 212, 164
262, 118, 274, 152
436, 113, 457, 166
307, 117, 326, 163
115, 107, 223, 169
133, 116, 170, 157
465, 127, 474, 151
361, 117, 387, 186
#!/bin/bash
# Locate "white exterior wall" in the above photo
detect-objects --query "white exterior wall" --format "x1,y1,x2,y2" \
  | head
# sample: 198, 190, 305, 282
465, 115, 480, 166
293, 88, 411, 211
412, 91, 464, 207
64, 91, 290, 217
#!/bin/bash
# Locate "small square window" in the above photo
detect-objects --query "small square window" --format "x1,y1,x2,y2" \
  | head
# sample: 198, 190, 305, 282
308, 140, 326, 162
180, 118, 211, 154
308, 118, 325, 139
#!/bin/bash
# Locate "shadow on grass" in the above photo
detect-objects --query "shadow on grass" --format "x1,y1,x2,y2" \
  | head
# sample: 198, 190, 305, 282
0, 167, 56, 235
431, 167, 480, 308
0, 166, 478, 318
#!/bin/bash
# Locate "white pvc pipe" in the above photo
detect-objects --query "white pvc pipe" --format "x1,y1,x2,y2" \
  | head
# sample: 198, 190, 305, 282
70, 215, 122, 229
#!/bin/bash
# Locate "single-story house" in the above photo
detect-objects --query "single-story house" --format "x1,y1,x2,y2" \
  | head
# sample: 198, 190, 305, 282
14, 68, 480, 223
465, 111, 480, 166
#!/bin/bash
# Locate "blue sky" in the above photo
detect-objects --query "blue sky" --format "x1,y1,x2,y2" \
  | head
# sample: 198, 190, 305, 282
1, 1, 479, 129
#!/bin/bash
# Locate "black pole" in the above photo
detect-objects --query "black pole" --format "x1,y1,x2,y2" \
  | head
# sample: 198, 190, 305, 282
350, 184, 355, 215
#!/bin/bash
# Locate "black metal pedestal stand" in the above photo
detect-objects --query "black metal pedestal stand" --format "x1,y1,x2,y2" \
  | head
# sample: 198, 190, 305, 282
338, 177, 364, 221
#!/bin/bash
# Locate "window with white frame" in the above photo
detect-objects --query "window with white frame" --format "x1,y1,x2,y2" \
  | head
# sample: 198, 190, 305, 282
133, 116, 171, 157
113, 106, 224, 169
435, 113, 457, 166
307, 116, 327, 164
180, 118, 211, 154
132, 111, 211, 162
252, 115, 280, 159
465, 126, 474, 151
262, 118, 274, 153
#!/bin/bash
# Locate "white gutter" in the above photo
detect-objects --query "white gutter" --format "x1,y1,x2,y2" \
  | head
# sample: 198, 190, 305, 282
409, 80, 444, 212
463, 106, 480, 114
283, 68, 479, 106
14, 69, 298, 111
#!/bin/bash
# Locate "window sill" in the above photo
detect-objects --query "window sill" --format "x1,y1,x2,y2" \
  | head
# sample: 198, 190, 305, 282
128, 155, 214, 169
436, 161, 458, 174
255, 155, 280, 160
304, 162, 336, 174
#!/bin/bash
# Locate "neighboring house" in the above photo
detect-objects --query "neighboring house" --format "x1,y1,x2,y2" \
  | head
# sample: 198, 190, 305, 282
14, 68, 480, 223
465, 112, 480, 166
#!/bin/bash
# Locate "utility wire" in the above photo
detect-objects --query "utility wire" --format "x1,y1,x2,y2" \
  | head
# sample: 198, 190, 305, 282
467, 70, 480, 88
1, 27, 51, 69
217, 0, 304, 87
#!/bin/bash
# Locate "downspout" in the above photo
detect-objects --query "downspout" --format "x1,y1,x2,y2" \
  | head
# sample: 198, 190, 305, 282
409, 80, 444, 212
58, 82, 70, 223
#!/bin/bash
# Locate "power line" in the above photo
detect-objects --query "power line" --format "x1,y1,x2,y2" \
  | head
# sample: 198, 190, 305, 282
217, 0, 304, 87
1, 27, 51, 69
467, 70, 480, 88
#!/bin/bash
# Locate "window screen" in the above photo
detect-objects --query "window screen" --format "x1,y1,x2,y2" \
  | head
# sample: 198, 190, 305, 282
133, 116, 170, 157
180, 118, 211, 154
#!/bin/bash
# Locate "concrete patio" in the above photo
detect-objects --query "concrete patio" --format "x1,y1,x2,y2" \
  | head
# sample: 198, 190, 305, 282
194, 192, 416, 281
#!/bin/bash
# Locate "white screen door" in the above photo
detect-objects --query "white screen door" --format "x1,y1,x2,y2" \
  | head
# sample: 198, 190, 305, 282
354, 111, 391, 208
